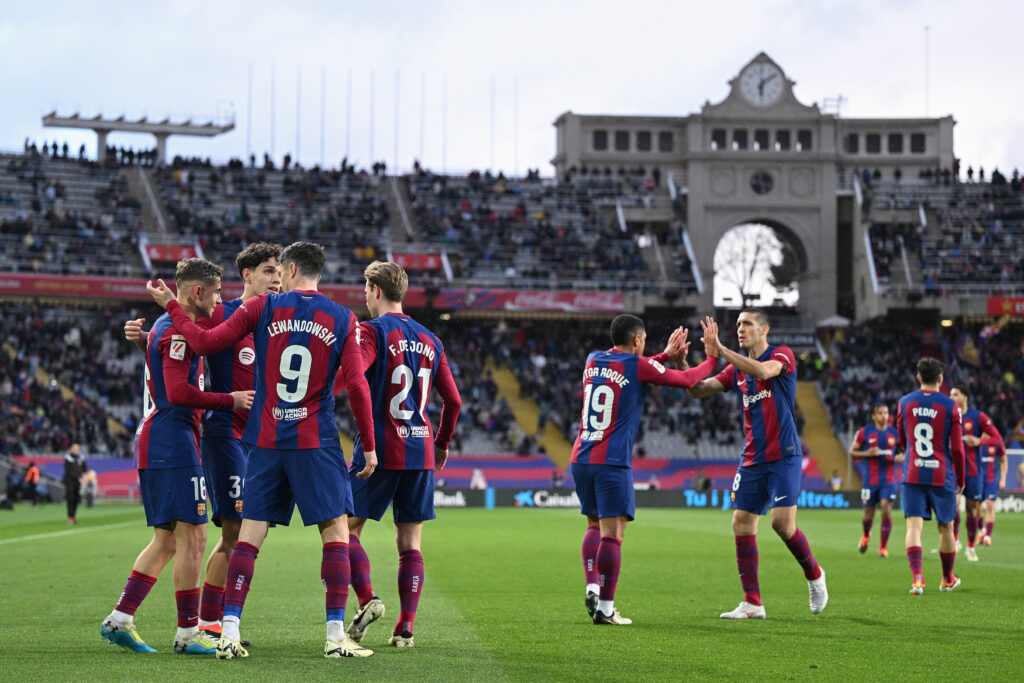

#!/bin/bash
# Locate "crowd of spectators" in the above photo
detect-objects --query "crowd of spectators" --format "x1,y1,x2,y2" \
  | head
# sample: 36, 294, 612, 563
408, 169, 657, 291
865, 169, 1024, 294
157, 159, 388, 284
1, 153, 144, 277
0, 302, 145, 457
820, 319, 1024, 444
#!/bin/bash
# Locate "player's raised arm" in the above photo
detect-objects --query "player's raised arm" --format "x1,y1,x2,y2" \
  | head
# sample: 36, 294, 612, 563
432, 350, 462, 472
338, 312, 376, 478
950, 404, 965, 490
150, 277, 265, 354
159, 335, 249, 411
124, 318, 148, 352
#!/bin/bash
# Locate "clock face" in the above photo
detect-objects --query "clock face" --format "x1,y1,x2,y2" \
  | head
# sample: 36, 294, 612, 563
750, 171, 774, 195
739, 63, 784, 107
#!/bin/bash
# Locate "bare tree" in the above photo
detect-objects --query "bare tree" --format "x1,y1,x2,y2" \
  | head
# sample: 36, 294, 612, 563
713, 223, 799, 307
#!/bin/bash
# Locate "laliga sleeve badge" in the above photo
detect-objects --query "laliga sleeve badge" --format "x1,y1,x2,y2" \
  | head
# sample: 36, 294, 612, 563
170, 334, 187, 361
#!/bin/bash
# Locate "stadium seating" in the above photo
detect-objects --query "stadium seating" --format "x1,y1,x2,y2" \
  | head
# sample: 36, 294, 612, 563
157, 161, 389, 284
864, 179, 1024, 295
0, 152, 146, 277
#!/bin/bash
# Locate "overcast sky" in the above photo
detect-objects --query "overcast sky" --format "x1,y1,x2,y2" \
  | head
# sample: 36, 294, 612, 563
2, 1, 1021, 176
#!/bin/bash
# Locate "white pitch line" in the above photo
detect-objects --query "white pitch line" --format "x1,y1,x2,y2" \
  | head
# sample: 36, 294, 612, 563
0, 520, 138, 545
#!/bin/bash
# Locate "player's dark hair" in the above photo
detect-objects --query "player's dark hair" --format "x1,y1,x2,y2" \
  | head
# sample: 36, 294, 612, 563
174, 258, 223, 286
917, 357, 945, 385
610, 314, 645, 346
740, 307, 770, 327
871, 403, 888, 415
364, 260, 408, 303
280, 241, 326, 280
235, 242, 282, 279
952, 385, 970, 400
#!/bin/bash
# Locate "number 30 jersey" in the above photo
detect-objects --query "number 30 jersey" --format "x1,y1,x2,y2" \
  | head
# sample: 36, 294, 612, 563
570, 349, 717, 468
897, 389, 965, 491
165, 290, 375, 451
350, 312, 461, 471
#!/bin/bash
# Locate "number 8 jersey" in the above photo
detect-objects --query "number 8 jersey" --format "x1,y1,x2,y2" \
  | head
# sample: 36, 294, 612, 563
897, 389, 965, 491
570, 349, 717, 467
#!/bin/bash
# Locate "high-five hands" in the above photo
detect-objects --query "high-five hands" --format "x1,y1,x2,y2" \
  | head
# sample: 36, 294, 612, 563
700, 316, 721, 358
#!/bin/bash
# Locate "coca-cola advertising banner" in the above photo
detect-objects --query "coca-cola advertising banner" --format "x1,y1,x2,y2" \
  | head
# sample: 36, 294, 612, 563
0, 273, 426, 307
145, 244, 198, 262
988, 297, 1024, 316
432, 288, 624, 312
392, 252, 443, 271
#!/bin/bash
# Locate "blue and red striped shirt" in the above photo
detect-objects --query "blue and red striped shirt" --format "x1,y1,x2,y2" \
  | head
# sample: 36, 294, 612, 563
165, 291, 375, 451
350, 312, 462, 470
897, 389, 964, 490
571, 351, 717, 468
713, 345, 800, 466
852, 424, 900, 486
135, 313, 233, 469
200, 298, 255, 440
960, 408, 1004, 479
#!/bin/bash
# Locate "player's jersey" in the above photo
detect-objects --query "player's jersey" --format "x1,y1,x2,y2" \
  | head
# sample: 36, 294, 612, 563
961, 408, 1004, 480
713, 345, 800, 466
201, 298, 255, 440
135, 313, 232, 469
853, 424, 900, 486
897, 389, 964, 490
571, 350, 717, 468
978, 444, 999, 483
244, 290, 358, 449
352, 313, 450, 470
165, 290, 374, 451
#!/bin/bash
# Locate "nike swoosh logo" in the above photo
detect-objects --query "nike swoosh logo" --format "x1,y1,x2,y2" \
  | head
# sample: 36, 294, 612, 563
774, 495, 787, 502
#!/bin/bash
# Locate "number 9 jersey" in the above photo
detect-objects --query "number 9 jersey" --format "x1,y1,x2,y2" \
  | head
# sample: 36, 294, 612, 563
897, 389, 965, 491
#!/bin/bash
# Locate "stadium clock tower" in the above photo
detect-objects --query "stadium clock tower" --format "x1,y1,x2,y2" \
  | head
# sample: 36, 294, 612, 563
552, 53, 955, 322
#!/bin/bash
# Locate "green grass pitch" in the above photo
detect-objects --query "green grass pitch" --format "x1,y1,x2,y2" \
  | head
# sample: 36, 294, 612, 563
2, 502, 1022, 681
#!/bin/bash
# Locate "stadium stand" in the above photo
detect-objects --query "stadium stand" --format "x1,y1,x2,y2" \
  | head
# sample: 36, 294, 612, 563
0, 151, 146, 277
157, 159, 389, 285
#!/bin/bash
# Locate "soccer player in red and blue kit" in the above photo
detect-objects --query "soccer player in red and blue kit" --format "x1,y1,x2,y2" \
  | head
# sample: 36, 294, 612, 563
949, 386, 1005, 560
125, 242, 282, 640
101, 259, 254, 655
341, 261, 461, 649
688, 308, 828, 620
897, 357, 965, 594
572, 314, 719, 625
148, 242, 379, 660
849, 403, 903, 557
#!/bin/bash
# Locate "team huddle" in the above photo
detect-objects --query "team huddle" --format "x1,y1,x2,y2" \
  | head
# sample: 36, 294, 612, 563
851, 363, 1007, 591
100, 243, 461, 659
97, 242, 995, 661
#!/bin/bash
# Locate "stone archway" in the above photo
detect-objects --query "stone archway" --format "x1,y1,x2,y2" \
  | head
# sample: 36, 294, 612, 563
712, 219, 808, 308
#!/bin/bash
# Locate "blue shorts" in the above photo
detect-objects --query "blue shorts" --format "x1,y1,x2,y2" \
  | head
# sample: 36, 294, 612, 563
139, 466, 208, 528
202, 437, 249, 526
349, 467, 436, 523
964, 475, 984, 501
983, 479, 999, 500
571, 463, 635, 521
902, 483, 957, 524
243, 446, 353, 526
731, 457, 802, 515
861, 483, 898, 507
